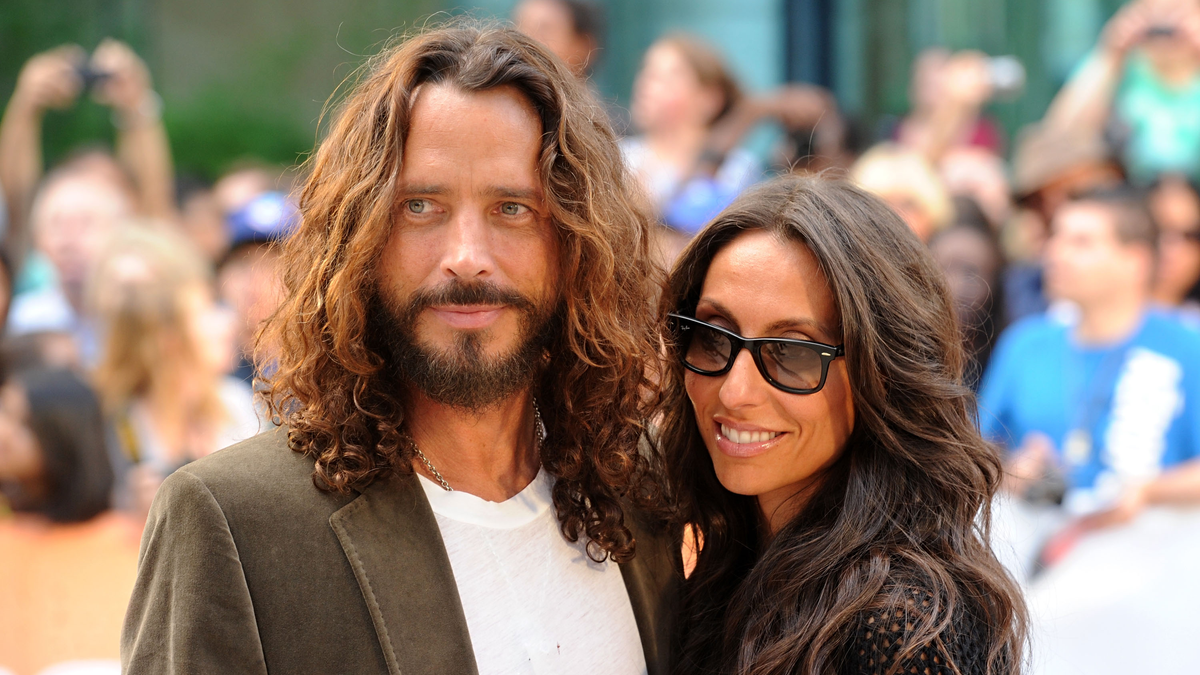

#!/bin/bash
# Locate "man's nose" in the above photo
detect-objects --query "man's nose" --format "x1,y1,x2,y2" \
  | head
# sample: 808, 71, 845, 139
441, 209, 496, 280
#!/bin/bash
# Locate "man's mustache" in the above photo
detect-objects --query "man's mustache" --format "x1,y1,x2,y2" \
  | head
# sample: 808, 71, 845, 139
402, 281, 535, 316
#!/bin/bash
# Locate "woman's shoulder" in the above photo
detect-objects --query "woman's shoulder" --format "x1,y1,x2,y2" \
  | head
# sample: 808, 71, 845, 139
843, 585, 996, 675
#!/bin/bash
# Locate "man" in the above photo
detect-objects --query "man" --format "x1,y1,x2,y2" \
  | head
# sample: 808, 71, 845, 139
217, 190, 297, 382
980, 189, 1200, 537
121, 24, 674, 675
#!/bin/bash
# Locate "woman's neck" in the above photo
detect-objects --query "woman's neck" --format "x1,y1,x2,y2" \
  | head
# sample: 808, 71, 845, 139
757, 481, 819, 537
646, 124, 710, 172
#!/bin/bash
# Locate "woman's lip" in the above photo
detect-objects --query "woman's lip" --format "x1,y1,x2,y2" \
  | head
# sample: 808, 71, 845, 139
714, 425, 787, 458
429, 305, 505, 330
712, 416, 781, 433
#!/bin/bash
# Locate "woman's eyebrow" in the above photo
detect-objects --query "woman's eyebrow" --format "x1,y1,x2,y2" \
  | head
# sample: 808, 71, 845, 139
695, 298, 738, 324
765, 317, 831, 338
697, 298, 832, 340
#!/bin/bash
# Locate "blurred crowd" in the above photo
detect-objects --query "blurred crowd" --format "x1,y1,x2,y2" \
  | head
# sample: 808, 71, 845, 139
3, 0, 1200, 673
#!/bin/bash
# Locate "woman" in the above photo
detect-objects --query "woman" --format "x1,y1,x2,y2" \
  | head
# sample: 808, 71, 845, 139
657, 176, 1026, 674
0, 367, 140, 674
622, 34, 760, 240
1148, 173, 1200, 319
89, 225, 259, 514
929, 199, 1008, 391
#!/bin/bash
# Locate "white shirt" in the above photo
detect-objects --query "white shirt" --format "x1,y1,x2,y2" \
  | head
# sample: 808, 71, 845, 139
419, 470, 648, 675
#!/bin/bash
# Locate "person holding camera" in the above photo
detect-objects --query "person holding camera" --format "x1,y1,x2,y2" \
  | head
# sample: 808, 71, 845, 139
0, 40, 174, 277
0, 40, 174, 366
1044, 0, 1200, 185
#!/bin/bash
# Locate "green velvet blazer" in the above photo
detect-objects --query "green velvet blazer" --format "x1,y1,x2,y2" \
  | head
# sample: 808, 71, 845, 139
121, 427, 679, 674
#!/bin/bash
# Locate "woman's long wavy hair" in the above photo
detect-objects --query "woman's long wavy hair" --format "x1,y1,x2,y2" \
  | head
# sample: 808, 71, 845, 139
658, 176, 1027, 674
260, 22, 661, 562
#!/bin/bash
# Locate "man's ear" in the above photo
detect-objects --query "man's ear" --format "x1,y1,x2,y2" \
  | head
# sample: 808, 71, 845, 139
1132, 241, 1159, 290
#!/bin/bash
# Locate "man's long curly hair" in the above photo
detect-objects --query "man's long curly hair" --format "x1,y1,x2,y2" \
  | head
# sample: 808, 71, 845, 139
259, 22, 662, 563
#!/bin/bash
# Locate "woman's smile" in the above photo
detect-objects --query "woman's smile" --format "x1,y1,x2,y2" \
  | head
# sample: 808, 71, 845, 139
714, 418, 788, 457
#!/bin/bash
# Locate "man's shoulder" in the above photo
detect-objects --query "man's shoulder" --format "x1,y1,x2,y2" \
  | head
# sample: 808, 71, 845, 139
1141, 311, 1200, 361
181, 427, 310, 487
992, 313, 1067, 367
168, 428, 353, 521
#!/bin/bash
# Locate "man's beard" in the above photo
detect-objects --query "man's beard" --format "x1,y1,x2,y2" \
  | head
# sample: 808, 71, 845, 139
369, 279, 558, 412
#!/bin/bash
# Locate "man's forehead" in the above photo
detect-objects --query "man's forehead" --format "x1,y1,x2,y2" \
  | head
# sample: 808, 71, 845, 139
399, 83, 546, 198
407, 82, 542, 135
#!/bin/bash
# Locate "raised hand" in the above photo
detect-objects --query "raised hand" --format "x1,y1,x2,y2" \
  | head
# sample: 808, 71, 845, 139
90, 38, 158, 125
11, 45, 86, 114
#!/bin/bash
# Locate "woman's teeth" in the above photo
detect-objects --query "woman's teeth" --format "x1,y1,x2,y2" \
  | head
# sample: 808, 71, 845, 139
720, 424, 781, 444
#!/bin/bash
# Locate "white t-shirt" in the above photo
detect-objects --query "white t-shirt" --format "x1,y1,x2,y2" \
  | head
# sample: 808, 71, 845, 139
419, 470, 648, 675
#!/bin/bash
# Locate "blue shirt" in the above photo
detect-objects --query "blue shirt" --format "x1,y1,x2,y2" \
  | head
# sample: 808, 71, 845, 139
979, 311, 1200, 509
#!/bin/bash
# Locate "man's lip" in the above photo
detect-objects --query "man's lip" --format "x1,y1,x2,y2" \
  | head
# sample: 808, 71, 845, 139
430, 304, 505, 313
428, 305, 506, 329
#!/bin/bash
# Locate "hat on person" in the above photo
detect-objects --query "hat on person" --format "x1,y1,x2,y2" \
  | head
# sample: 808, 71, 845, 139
1011, 123, 1116, 199
226, 191, 299, 250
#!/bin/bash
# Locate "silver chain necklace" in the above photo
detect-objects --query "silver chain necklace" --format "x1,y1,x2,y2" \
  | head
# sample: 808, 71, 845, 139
410, 398, 545, 492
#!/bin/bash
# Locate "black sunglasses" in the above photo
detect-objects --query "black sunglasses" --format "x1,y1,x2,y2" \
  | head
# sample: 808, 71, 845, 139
668, 313, 845, 394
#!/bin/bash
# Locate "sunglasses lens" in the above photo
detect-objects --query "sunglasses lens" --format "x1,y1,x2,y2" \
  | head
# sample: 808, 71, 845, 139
761, 340, 826, 391
683, 322, 734, 373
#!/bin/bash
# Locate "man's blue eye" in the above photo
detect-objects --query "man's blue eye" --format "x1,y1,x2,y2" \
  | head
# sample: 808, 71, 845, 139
407, 200, 427, 214
501, 203, 524, 216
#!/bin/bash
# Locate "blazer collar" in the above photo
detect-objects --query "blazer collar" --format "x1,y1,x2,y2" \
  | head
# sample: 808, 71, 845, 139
330, 472, 674, 675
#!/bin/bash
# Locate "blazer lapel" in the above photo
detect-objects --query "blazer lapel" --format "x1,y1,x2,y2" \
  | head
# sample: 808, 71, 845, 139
330, 472, 479, 675
618, 511, 682, 675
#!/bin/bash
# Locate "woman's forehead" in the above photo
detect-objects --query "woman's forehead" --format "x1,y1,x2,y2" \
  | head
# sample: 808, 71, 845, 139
698, 230, 838, 339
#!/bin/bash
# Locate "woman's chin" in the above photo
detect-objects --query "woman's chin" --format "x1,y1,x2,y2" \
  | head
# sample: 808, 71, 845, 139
710, 462, 772, 498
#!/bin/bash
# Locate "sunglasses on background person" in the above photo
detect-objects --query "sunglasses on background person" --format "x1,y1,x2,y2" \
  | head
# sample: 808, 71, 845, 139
668, 313, 845, 395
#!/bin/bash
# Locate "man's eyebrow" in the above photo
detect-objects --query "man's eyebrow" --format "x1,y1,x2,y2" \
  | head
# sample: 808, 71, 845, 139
486, 186, 543, 201
396, 184, 447, 196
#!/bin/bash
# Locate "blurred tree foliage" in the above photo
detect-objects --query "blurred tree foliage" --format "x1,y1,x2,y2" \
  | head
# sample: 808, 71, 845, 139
0, 0, 148, 171
1, 0, 1129, 182
0, 0, 439, 182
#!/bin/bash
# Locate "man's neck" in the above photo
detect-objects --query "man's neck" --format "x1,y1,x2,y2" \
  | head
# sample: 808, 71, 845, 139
1075, 292, 1146, 345
404, 390, 541, 502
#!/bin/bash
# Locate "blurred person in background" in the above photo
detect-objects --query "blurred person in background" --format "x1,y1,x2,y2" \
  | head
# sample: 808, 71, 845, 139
176, 175, 230, 266
513, 0, 603, 81
851, 142, 953, 242
0, 39, 174, 366
939, 146, 1014, 233
1003, 124, 1126, 324
893, 48, 1012, 161
216, 191, 297, 383
0, 367, 140, 675
0, 39, 174, 251
622, 34, 760, 239
930, 198, 1008, 390
89, 226, 257, 515
1044, 0, 1200, 186
212, 161, 285, 217
980, 189, 1200, 577
696, 82, 850, 177
5, 161, 135, 366
1148, 173, 1200, 318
